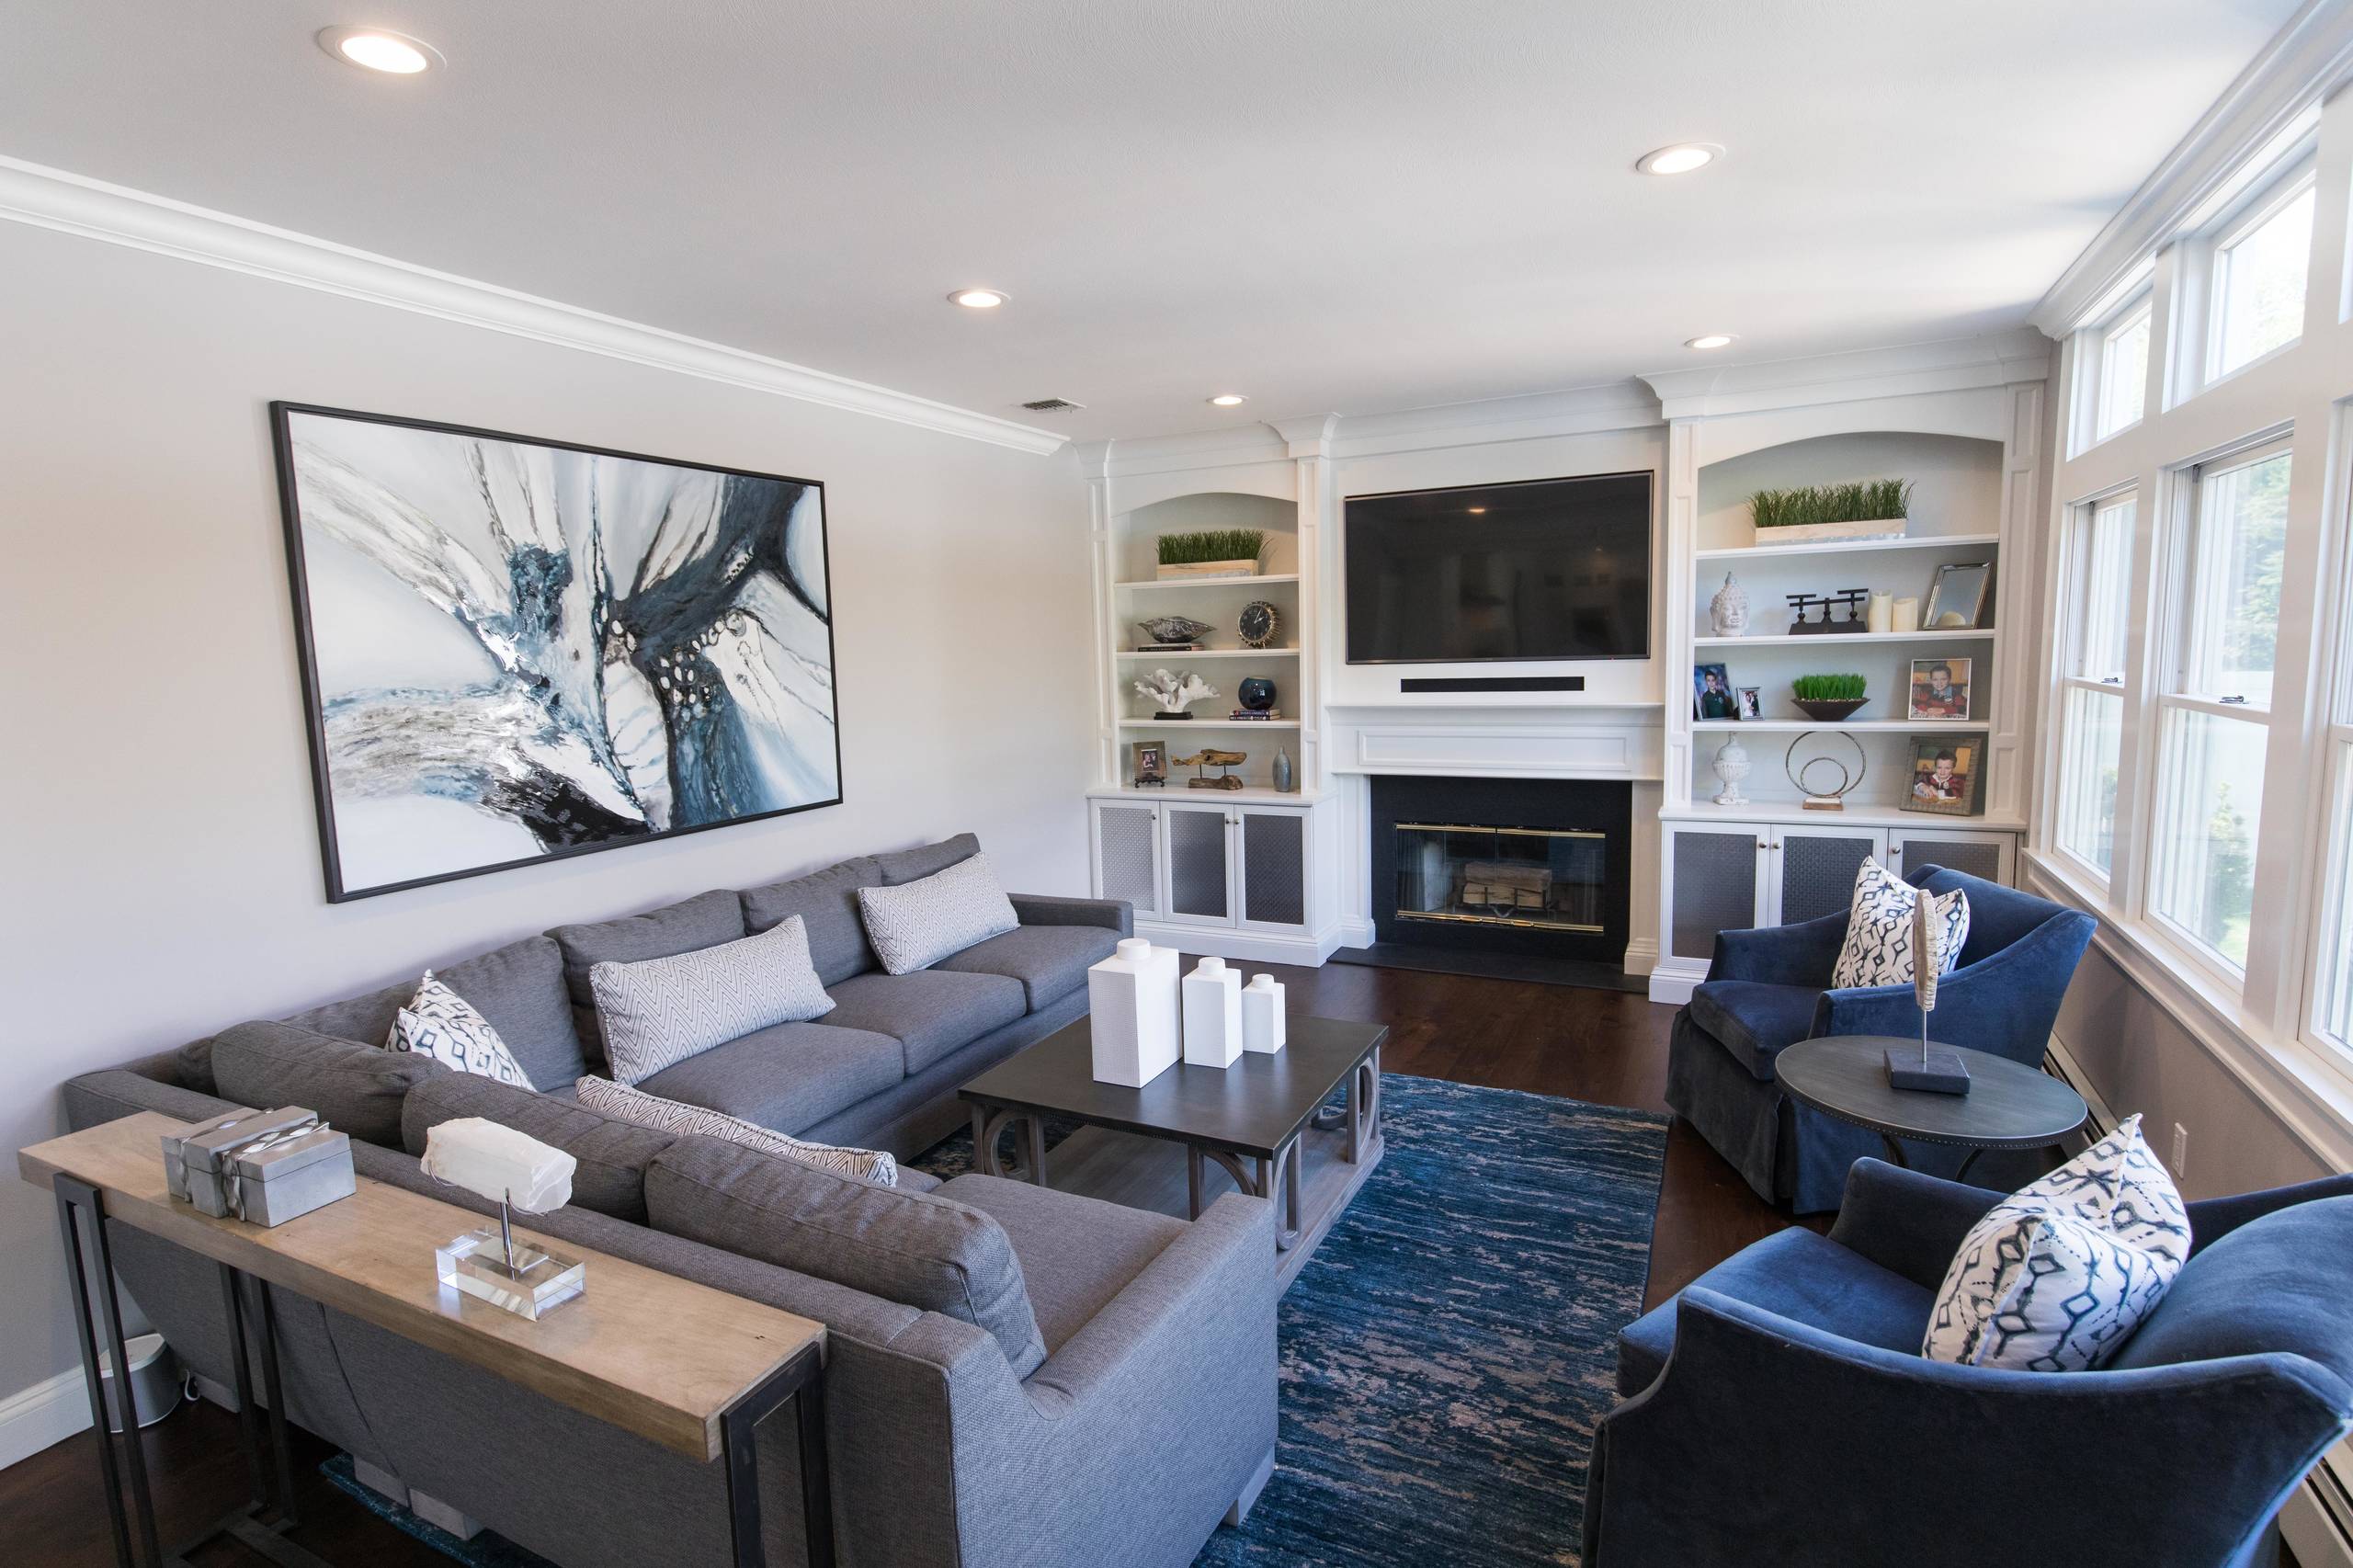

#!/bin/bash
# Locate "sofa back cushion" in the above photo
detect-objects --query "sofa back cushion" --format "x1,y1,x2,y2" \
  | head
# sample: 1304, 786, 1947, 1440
857, 852, 1020, 975
548, 891, 747, 1062
741, 856, 885, 986
644, 1134, 1046, 1375
270, 937, 587, 1091
210, 1020, 447, 1149
2109, 1195, 2353, 1392
591, 916, 835, 1085
873, 832, 980, 886
401, 1073, 679, 1224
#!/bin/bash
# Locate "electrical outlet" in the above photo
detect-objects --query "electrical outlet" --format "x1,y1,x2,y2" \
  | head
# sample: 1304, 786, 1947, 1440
2170, 1121, 2189, 1177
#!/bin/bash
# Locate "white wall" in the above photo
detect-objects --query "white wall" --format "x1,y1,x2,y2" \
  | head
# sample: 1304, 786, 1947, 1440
0, 222, 1093, 1428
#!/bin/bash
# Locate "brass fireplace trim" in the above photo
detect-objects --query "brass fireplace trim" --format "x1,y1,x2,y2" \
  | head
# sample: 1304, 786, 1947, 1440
1393, 823, 1606, 840
1395, 909, 1607, 934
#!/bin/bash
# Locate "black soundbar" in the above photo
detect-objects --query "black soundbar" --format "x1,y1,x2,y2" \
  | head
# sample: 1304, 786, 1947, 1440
1399, 676, 1587, 694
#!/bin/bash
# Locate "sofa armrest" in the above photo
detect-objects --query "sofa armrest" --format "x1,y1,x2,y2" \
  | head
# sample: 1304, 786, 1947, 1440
1709, 910, 1847, 985
2188, 1174, 2353, 1254
1011, 892, 1133, 937
1824, 1159, 2005, 1290
63, 1065, 243, 1131
1584, 1287, 2353, 1568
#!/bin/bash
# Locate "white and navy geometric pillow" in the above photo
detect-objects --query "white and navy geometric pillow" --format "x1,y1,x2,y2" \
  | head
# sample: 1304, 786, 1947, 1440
1830, 859, 1971, 989
590, 914, 834, 1086
574, 1074, 898, 1187
1924, 1115, 2188, 1371
387, 971, 533, 1089
856, 852, 1020, 976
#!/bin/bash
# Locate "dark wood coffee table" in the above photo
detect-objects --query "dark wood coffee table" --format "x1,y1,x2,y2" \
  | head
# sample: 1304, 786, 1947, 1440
1775, 1035, 2088, 1182
959, 1016, 1387, 1292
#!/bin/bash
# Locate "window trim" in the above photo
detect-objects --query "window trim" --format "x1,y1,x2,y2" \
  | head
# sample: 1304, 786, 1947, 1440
2049, 488, 2139, 887
2088, 294, 2153, 448
2307, 728, 2353, 1056
2202, 163, 2318, 387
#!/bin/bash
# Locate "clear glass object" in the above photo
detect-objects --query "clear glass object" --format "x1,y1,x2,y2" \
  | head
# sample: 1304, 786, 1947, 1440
1393, 823, 1608, 933
436, 1202, 585, 1320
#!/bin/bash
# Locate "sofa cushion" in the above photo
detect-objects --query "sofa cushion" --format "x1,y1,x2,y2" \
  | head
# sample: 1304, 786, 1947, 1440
276, 937, 586, 1090
574, 1074, 903, 1187
389, 972, 534, 1089
938, 924, 1124, 1010
857, 853, 1021, 975
2108, 1196, 2353, 1387
1616, 1227, 1935, 1398
821, 970, 1027, 1076
401, 1072, 678, 1223
741, 857, 885, 986
935, 1172, 1185, 1353
549, 891, 747, 1061
873, 832, 980, 885
645, 1135, 1045, 1373
591, 916, 835, 1086
1688, 980, 1823, 1081
637, 1021, 903, 1135
210, 1019, 447, 1149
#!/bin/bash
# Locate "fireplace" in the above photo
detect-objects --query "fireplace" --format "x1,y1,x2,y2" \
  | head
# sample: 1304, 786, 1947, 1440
1370, 776, 1631, 967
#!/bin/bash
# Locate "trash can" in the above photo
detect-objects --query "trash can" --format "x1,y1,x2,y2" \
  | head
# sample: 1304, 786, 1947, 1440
97, 1333, 181, 1431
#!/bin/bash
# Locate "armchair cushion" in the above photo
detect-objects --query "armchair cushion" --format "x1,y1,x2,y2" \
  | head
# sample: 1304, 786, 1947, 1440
2111, 1195, 2353, 1392
935, 1172, 1187, 1355
1615, 1226, 1934, 1397
1688, 981, 1823, 1081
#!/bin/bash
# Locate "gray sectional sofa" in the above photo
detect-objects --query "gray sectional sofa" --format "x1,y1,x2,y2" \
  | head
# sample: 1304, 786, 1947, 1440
62, 834, 1280, 1568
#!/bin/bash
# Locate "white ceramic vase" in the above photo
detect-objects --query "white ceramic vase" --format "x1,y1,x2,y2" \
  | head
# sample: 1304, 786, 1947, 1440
1241, 973, 1287, 1053
1086, 938, 1181, 1086
1712, 737, 1752, 806
1181, 956, 1244, 1068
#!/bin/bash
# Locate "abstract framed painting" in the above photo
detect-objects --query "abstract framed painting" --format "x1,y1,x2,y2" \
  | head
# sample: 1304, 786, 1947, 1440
270, 403, 842, 901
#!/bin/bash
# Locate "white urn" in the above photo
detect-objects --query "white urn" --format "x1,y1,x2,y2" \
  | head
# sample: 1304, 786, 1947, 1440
1711, 737, 1752, 806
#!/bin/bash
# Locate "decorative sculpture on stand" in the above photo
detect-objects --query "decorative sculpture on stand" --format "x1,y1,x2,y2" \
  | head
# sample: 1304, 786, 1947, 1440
1785, 731, 1867, 811
1711, 736, 1751, 806
1135, 668, 1216, 719
1709, 573, 1750, 636
1883, 892, 1972, 1094
1174, 749, 1247, 789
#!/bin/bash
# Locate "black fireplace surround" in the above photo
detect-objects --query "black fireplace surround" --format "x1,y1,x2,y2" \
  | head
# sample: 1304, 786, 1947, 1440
1370, 775, 1631, 966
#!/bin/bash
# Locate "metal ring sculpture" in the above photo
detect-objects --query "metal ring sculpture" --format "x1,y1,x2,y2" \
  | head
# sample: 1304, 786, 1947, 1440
1784, 729, 1868, 801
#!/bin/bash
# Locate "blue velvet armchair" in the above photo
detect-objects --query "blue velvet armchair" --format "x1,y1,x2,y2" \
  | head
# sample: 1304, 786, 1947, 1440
1585, 1161, 2353, 1568
1667, 864, 2096, 1211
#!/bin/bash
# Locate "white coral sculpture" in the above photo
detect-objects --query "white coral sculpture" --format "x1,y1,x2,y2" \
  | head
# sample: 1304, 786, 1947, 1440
1134, 668, 1217, 714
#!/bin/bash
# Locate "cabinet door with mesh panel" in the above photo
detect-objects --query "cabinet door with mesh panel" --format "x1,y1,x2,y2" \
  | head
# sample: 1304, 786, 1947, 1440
1771, 825, 1886, 926
1161, 801, 1235, 926
1237, 807, 1309, 930
1090, 800, 1164, 920
1888, 829, 2013, 888
1667, 828, 1768, 963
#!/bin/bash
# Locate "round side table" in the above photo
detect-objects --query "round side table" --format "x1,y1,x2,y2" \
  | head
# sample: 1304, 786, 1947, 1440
1774, 1036, 2088, 1183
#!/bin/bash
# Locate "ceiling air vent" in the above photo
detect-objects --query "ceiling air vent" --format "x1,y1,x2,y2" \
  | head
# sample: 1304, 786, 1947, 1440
1019, 397, 1084, 412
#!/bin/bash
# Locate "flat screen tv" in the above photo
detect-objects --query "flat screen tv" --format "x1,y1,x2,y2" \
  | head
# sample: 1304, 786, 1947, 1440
1345, 471, 1653, 663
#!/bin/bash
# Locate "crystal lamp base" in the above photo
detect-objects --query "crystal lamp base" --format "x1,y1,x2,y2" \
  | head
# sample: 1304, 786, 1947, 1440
436, 1229, 585, 1319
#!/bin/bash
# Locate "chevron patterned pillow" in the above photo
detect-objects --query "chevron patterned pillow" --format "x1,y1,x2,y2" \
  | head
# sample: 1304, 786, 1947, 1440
590, 914, 834, 1085
857, 851, 1020, 975
574, 1074, 897, 1186
387, 972, 533, 1089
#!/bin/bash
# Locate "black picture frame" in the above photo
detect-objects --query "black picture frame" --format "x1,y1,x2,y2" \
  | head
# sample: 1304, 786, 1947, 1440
271, 401, 844, 902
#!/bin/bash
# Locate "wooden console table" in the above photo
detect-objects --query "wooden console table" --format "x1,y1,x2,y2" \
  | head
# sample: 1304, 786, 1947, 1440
19, 1111, 831, 1568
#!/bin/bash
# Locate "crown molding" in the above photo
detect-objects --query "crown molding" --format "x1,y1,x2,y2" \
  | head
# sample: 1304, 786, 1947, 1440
1639, 329, 2051, 421
0, 154, 1067, 456
2030, 0, 2353, 335
1327, 381, 1660, 458
1270, 413, 1340, 458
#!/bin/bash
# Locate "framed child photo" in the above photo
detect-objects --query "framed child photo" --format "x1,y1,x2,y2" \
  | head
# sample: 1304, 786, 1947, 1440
1907, 656, 1972, 720
1902, 737, 1982, 816
1131, 740, 1167, 786
1693, 663, 1736, 720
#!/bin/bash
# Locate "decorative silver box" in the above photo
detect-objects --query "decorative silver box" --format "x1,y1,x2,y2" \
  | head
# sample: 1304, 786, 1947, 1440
163, 1108, 354, 1226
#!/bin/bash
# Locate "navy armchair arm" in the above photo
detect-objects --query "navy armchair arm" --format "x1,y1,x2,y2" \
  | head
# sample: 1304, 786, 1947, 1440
2188, 1174, 2353, 1251
1812, 909, 2097, 1067
1583, 1288, 2353, 1568
1709, 908, 1847, 986
1824, 1159, 2004, 1290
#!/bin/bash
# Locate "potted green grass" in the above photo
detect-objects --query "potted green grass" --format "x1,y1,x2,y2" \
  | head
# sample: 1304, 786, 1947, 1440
1156, 528, 1266, 581
1791, 673, 1869, 722
1747, 480, 1912, 546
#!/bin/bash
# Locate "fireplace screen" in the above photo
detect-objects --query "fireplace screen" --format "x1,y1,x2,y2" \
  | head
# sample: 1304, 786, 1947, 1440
1393, 823, 1607, 933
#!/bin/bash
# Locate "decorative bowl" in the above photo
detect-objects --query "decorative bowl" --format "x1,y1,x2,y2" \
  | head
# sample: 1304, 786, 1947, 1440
1136, 615, 1214, 645
1791, 699, 1868, 722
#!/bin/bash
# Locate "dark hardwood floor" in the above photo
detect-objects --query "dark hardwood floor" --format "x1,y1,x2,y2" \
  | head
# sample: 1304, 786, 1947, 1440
0, 962, 1802, 1567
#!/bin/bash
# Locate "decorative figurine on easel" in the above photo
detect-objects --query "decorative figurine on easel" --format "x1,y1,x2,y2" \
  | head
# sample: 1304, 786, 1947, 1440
1884, 893, 1971, 1094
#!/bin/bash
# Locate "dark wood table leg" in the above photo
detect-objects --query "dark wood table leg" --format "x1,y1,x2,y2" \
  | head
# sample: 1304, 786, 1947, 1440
1186, 1145, 1204, 1220
1880, 1133, 1912, 1169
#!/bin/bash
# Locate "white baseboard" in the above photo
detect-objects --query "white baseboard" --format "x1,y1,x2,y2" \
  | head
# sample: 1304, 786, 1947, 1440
1621, 937, 1658, 978
2284, 1454, 2353, 1568
1647, 958, 1705, 1006
0, 1366, 90, 1471
1337, 916, 1376, 949
1135, 920, 1343, 968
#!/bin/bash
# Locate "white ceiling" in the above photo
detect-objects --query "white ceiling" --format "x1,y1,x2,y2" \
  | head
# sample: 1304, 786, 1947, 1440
0, 0, 2306, 443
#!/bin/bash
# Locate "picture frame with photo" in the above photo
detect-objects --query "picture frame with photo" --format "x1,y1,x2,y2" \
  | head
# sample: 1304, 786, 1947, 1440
1735, 686, 1762, 721
1907, 656, 1972, 720
1902, 736, 1982, 816
1693, 663, 1736, 720
1131, 740, 1167, 787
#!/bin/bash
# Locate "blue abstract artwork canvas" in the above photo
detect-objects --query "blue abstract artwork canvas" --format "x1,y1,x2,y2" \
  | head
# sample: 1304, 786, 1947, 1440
271, 403, 841, 901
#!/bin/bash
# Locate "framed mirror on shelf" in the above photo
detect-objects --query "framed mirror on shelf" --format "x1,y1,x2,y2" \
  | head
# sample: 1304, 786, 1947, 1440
1922, 562, 1992, 630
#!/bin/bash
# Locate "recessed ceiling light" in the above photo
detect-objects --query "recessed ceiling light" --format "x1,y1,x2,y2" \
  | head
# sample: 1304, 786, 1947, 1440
317, 26, 441, 74
1637, 143, 1721, 176
948, 288, 1008, 309
1466, 506, 1488, 515
1208, 393, 1248, 407
1686, 334, 1736, 350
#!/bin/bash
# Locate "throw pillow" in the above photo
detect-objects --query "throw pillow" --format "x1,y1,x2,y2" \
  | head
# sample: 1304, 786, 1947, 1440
1924, 1114, 2188, 1371
1829, 859, 1971, 989
856, 851, 1020, 975
590, 914, 833, 1085
574, 1074, 899, 1187
387, 972, 534, 1089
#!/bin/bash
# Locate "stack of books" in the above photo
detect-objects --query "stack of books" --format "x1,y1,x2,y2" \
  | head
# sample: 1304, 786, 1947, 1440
1133, 641, 1206, 653
1226, 709, 1283, 721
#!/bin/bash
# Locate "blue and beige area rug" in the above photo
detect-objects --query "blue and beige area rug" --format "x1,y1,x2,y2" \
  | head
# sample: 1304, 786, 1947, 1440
326, 1074, 1669, 1568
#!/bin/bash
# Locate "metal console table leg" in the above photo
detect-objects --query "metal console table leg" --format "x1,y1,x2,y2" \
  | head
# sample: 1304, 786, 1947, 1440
719, 1340, 835, 1568
55, 1176, 332, 1568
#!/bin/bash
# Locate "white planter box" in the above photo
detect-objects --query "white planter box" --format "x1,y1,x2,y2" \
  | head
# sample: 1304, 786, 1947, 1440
1087, 939, 1181, 1087
1749, 517, 1906, 545
1156, 559, 1260, 580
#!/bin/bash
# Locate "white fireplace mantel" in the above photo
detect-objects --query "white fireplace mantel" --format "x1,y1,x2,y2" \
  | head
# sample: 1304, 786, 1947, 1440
1323, 703, 1665, 782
